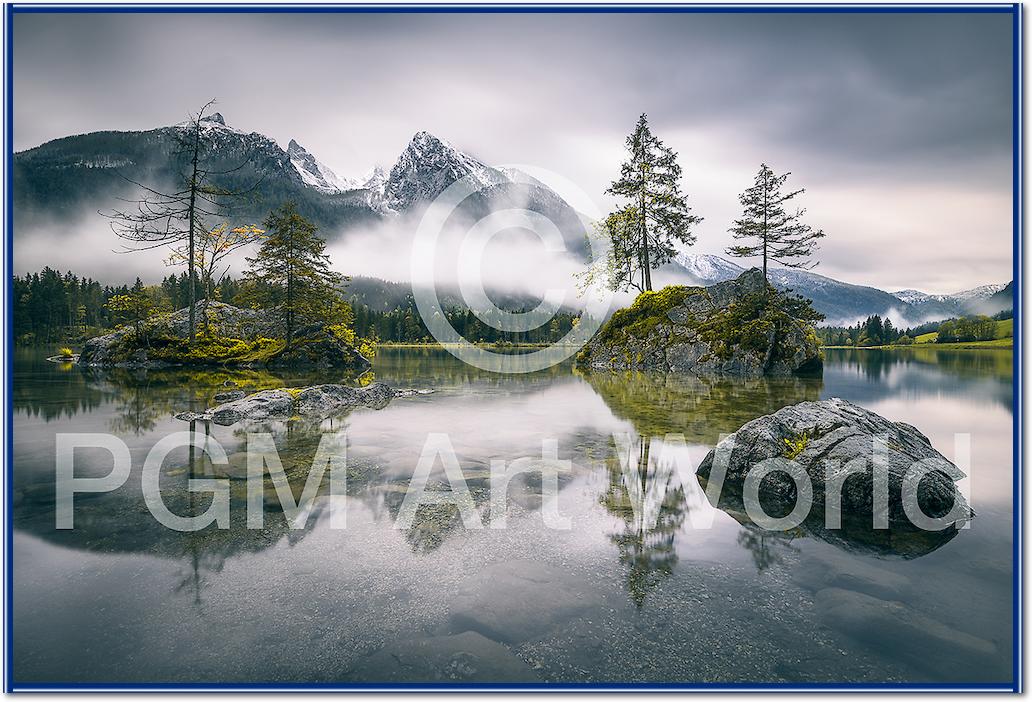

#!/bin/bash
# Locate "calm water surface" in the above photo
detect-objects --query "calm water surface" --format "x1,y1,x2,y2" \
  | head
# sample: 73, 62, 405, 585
12, 347, 1015, 684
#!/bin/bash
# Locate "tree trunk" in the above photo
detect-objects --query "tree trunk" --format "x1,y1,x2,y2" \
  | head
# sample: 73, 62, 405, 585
639, 163, 652, 292
285, 228, 294, 348
762, 171, 769, 298
186, 122, 201, 343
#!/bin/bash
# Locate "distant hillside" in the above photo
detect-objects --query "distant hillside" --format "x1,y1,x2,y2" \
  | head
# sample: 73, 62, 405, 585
669, 253, 1011, 326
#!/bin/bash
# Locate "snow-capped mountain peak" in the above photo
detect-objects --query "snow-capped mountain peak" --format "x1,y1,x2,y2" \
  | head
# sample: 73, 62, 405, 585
383, 130, 508, 211
174, 112, 247, 136
287, 138, 360, 194
948, 282, 1009, 303
362, 165, 388, 191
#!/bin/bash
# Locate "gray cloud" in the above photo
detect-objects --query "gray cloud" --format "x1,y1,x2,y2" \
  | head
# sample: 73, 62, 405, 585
13, 10, 1014, 293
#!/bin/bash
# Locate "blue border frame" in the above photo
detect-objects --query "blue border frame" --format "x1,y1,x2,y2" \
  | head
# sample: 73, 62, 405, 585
2, 2, 1023, 692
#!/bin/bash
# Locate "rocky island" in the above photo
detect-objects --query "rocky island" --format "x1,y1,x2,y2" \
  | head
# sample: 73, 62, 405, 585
77, 301, 371, 372
576, 268, 823, 377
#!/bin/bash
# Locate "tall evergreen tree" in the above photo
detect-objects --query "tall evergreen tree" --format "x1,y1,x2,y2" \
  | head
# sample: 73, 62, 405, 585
240, 203, 346, 347
604, 114, 702, 292
726, 164, 825, 281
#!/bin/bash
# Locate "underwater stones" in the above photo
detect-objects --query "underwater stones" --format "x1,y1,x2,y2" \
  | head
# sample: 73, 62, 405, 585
792, 551, 912, 601
814, 588, 997, 678
361, 631, 539, 683
448, 559, 603, 644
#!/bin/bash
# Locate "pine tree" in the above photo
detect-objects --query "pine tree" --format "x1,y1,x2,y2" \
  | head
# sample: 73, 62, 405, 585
240, 202, 347, 347
726, 164, 825, 282
604, 114, 702, 292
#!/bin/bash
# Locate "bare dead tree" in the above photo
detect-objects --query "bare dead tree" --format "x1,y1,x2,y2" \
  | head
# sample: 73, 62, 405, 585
104, 99, 264, 342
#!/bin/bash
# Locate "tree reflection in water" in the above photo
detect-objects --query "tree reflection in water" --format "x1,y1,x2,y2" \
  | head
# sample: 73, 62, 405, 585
601, 436, 688, 608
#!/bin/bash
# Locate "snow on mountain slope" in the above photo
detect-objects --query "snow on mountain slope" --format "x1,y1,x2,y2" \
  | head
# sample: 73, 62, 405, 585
672, 253, 745, 284
287, 139, 361, 193
891, 289, 953, 305
949, 282, 1009, 302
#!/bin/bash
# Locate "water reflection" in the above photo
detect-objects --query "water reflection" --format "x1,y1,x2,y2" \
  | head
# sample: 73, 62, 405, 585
11, 346, 1015, 684
601, 436, 687, 607
823, 348, 1012, 411
697, 473, 962, 560
581, 369, 822, 440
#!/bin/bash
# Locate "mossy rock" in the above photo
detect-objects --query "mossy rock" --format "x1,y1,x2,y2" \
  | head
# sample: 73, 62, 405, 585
578, 268, 823, 378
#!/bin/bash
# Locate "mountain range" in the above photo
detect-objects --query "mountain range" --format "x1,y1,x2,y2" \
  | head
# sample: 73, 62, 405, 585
14, 114, 1013, 326
14, 113, 582, 246
669, 253, 1012, 326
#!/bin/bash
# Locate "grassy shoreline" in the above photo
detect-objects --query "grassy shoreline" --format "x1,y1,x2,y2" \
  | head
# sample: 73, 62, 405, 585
822, 339, 1012, 351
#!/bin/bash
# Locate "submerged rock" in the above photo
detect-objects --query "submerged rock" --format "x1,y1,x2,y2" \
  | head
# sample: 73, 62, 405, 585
814, 588, 997, 679
448, 559, 603, 644
360, 631, 539, 683
576, 268, 822, 377
177, 382, 397, 426
696, 398, 971, 549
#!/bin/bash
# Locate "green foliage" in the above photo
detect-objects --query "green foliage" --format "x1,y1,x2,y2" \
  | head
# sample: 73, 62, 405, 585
820, 313, 1011, 348
695, 289, 821, 364
105, 281, 170, 343
937, 315, 999, 344
57, 347, 75, 358
599, 114, 702, 292
147, 333, 285, 364
782, 432, 810, 460
588, 286, 696, 351
726, 164, 825, 277
239, 202, 348, 346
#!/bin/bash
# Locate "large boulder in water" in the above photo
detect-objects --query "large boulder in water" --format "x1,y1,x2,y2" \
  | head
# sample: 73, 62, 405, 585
576, 268, 822, 377
696, 398, 971, 552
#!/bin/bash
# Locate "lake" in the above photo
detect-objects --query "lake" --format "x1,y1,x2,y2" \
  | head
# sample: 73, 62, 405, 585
11, 346, 1015, 685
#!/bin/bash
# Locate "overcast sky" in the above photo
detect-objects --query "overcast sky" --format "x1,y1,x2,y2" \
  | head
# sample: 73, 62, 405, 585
13, 11, 1014, 293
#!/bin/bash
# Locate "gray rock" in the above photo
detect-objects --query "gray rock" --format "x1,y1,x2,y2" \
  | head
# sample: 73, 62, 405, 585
578, 268, 822, 377
173, 410, 211, 422
448, 559, 603, 644
209, 452, 252, 480
211, 389, 295, 426
214, 389, 247, 403
361, 631, 539, 683
184, 382, 397, 426
359, 382, 395, 409
697, 398, 972, 538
